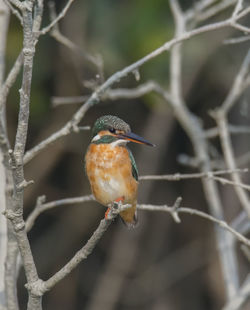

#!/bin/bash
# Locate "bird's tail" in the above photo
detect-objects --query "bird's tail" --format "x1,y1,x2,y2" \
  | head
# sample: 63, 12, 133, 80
120, 202, 138, 229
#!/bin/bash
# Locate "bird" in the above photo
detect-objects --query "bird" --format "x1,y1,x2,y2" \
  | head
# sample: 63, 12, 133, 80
85, 115, 155, 227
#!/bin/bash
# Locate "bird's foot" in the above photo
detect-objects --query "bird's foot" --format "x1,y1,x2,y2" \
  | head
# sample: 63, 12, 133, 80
105, 208, 112, 219
105, 197, 125, 219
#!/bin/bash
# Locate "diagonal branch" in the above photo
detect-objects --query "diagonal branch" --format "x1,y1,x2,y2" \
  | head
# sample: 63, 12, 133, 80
211, 49, 250, 217
23, 9, 250, 164
36, 202, 131, 293
38, 0, 75, 36
137, 204, 250, 247
25, 195, 94, 232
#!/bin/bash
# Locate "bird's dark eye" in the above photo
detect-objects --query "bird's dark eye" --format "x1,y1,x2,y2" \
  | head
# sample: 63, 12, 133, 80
109, 128, 116, 133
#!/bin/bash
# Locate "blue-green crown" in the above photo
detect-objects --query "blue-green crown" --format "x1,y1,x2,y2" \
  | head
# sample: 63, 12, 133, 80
92, 115, 131, 138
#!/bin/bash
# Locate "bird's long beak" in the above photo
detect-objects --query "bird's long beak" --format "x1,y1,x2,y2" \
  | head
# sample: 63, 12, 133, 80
117, 132, 155, 147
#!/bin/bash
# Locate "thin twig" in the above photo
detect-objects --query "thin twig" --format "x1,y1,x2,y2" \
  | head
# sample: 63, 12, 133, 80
51, 81, 172, 107
51, 95, 89, 107
0, 51, 23, 108
25, 195, 94, 232
140, 169, 247, 181
169, 0, 240, 300
24, 4, 250, 164
211, 49, 250, 217
48, 1, 101, 68
205, 124, 250, 138
38, 0, 75, 35
137, 204, 250, 247
185, 0, 236, 23
224, 35, 250, 44
222, 274, 250, 310
40, 202, 131, 292
3, 0, 22, 24
232, 0, 244, 17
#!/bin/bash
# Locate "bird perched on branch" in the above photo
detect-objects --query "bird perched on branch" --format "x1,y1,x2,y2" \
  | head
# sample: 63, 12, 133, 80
85, 115, 155, 227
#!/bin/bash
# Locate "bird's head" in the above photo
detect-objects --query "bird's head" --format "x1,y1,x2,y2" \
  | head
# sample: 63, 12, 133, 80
91, 115, 155, 147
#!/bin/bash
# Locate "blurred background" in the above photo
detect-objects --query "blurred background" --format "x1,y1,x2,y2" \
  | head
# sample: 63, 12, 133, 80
4, 0, 250, 309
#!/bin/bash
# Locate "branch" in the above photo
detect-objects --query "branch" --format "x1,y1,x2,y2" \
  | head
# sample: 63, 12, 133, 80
51, 95, 89, 107
40, 202, 131, 292
0, 51, 23, 109
6, 5, 42, 309
32, 0, 44, 33
168, 0, 241, 300
38, 0, 75, 36
23, 124, 90, 164
23, 8, 250, 164
24, 193, 250, 248
205, 124, 250, 138
232, 0, 244, 18
48, 1, 101, 70
224, 35, 250, 44
222, 274, 250, 310
185, 0, 236, 24
139, 169, 247, 181
211, 49, 250, 217
3, 0, 22, 24
51, 81, 173, 107
137, 204, 250, 248
25, 195, 94, 232
7, 0, 25, 12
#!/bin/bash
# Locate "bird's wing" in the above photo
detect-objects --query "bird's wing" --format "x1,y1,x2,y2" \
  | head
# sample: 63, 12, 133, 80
128, 148, 138, 181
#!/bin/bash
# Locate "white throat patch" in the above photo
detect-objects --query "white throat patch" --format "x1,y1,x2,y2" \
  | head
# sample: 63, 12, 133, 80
91, 134, 101, 142
110, 139, 128, 147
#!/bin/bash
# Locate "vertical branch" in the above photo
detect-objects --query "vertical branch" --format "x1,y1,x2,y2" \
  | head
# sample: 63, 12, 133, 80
0, 153, 7, 310
169, 0, 184, 102
212, 49, 250, 217
5, 2, 42, 309
169, 0, 239, 300
0, 1, 10, 308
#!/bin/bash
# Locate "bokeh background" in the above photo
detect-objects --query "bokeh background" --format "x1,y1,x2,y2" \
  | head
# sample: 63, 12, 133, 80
4, 0, 250, 309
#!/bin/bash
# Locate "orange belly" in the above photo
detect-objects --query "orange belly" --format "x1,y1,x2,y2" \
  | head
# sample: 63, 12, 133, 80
85, 144, 138, 223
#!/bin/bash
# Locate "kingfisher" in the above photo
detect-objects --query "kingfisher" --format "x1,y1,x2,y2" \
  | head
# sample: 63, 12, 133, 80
85, 115, 154, 227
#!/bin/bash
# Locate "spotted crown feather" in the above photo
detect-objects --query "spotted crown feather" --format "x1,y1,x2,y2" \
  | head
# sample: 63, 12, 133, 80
92, 115, 131, 138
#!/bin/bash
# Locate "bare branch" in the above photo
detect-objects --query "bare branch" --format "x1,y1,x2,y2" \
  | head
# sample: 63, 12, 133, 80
212, 175, 250, 192
224, 35, 250, 44
42, 202, 130, 292
205, 124, 250, 138
24, 192, 250, 248
137, 204, 250, 247
104, 81, 171, 100
232, 0, 244, 18
48, 1, 101, 69
214, 116, 250, 216
32, 0, 44, 33
51, 81, 173, 107
38, 0, 75, 36
23, 7, 250, 164
3, 0, 22, 24
25, 195, 94, 232
140, 169, 247, 181
211, 49, 250, 217
185, 0, 236, 24
232, 22, 250, 33
23, 123, 90, 164
7, 0, 24, 12
0, 51, 23, 109
51, 95, 89, 107
169, 0, 241, 300
25, 170, 248, 231
222, 274, 250, 310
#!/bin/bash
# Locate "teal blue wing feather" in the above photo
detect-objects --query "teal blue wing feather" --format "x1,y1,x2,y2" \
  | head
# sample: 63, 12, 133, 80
128, 148, 138, 181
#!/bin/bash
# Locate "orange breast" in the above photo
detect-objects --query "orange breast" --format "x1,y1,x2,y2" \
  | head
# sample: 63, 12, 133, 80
85, 144, 138, 208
